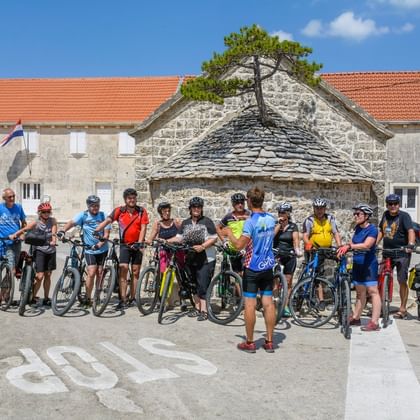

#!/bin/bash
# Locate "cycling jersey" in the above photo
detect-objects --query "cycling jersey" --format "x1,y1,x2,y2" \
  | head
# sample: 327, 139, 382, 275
219, 210, 250, 251
109, 206, 149, 244
0, 203, 26, 246
273, 222, 298, 252
303, 214, 338, 248
242, 212, 276, 271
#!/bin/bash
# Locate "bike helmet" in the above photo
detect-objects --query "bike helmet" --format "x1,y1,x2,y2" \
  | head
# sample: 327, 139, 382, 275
352, 203, 374, 217
276, 202, 293, 213
38, 202, 52, 212
189, 196, 204, 208
312, 197, 327, 207
86, 195, 100, 206
123, 188, 137, 199
231, 193, 246, 204
157, 202, 171, 213
385, 193, 400, 204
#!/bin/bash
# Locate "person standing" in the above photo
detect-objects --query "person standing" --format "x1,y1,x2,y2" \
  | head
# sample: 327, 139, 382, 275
377, 193, 416, 319
96, 188, 149, 309
225, 187, 277, 353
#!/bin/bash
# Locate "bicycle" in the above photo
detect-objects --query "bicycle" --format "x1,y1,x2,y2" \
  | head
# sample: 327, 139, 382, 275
136, 240, 161, 315
408, 248, 420, 320
206, 244, 243, 325
289, 247, 338, 328
0, 238, 15, 311
157, 242, 196, 324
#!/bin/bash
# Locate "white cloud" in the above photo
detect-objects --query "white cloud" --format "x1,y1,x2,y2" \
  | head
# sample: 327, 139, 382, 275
301, 11, 390, 41
271, 30, 294, 41
377, 0, 420, 8
394, 22, 415, 32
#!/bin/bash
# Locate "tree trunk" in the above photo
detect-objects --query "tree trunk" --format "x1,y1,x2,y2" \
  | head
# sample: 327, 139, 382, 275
253, 55, 271, 126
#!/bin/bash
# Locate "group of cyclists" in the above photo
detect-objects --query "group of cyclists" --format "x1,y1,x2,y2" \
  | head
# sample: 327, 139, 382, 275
0, 185, 417, 353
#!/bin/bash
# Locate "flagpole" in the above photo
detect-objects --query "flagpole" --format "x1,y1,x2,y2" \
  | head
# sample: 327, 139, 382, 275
23, 129, 32, 176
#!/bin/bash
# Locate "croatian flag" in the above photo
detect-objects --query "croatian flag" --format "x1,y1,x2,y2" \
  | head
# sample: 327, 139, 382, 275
1, 120, 24, 147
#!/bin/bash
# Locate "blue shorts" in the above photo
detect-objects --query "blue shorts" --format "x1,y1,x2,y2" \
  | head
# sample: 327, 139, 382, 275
5, 242, 21, 269
352, 260, 378, 288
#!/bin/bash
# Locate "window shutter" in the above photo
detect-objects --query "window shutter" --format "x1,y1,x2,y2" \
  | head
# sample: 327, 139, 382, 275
70, 132, 86, 154
70, 132, 78, 154
119, 132, 135, 155
28, 132, 39, 154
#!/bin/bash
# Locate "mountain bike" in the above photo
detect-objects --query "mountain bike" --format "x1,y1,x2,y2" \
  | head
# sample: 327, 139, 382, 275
289, 247, 338, 328
0, 238, 15, 311
206, 244, 243, 325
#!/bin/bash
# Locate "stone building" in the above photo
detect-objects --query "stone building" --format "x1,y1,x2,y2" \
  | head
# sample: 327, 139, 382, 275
0, 77, 181, 220
131, 64, 393, 231
323, 71, 420, 223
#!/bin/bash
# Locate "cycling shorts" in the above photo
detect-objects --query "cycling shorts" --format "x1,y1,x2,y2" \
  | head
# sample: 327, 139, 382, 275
35, 251, 56, 273
242, 268, 273, 298
280, 255, 297, 275
187, 260, 215, 299
119, 244, 143, 266
85, 251, 107, 267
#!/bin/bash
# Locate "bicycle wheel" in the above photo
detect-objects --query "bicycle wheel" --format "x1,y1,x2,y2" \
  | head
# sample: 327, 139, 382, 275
0, 262, 14, 311
92, 265, 117, 317
136, 266, 159, 315
77, 267, 87, 305
206, 270, 243, 325
18, 265, 33, 316
417, 291, 420, 320
289, 276, 337, 328
158, 269, 173, 324
273, 272, 288, 324
340, 277, 352, 339
381, 274, 390, 328
52, 267, 81, 316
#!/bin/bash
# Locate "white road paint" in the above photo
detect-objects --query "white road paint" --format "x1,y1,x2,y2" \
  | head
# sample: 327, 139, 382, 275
100, 341, 179, 384
139, 338, 218, 376
345, 319, 420, 420
6, 348, 68, 394
96, 388, 144, 414
0, 356, 24, 367
47, 346, 118, 390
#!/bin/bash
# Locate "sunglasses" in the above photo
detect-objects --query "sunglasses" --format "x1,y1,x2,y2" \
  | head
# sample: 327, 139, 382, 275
233, 201, 245, 205
6, 195, 15, 199
41, 210, 51, 214
387, 202, 399, 206
353, 212, 364, 216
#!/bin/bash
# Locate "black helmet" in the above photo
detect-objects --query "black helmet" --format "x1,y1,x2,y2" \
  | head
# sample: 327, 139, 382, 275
157, 202, 171, 213
86, 195, 100, 206
123, 188, 137, 199
385, 193, 400, 204
352, 203, 374, 217
189, 196, 204, 208
276, 202, 292, 213
231, 193, 246, 204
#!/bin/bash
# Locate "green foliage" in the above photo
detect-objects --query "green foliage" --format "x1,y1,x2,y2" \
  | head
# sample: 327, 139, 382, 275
181, 24, 323, 105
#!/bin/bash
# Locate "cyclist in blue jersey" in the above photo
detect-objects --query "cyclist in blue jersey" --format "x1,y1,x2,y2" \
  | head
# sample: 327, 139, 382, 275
225, 186, 277, 353
59, 195, 110, 307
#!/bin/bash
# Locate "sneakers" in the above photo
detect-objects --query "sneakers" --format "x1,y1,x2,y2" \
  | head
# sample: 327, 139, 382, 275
237, 341, 257, 353
349, 317, 361, 326
262, 340, 275, 353
187, 308, 200, 317
317, 301, 326, 311
361, 321, 380, 331
197, 311, 208, 321
116, 300, 128, 310
129, 298, 137, 307
43, 298, 52, 307
282, 306, 291, 318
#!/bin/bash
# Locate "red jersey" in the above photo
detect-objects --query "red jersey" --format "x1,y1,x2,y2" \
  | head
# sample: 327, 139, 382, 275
109, 206, 149, 243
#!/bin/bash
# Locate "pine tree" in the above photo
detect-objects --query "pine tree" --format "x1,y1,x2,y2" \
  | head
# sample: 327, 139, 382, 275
181, 24, 322, 126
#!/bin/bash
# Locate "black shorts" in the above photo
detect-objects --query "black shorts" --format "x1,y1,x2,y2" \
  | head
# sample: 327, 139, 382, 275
187, 260, 216, 299
243, 268, 273, 298
280, 255, 297, 275
119, 244, 143, 265
391, 255, 411, 283
85, 252, 107, 267
35, 251, 56, 273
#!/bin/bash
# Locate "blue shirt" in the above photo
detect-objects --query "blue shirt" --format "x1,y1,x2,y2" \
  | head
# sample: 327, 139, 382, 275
73, 211, 110, 255
352, 224, 378, 283
0, 203, 26, 246
243, 212, 276, 271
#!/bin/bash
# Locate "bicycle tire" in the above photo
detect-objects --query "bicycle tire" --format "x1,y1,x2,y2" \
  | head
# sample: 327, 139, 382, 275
136, 266, 159, 315
289, 275, 337, 328
382, 273, 390, 328
0, 262, 14, 311
341, 277, 351, 339
18, 265, 33, 316
417, 292, 420, 320
52, 267, 81, 316
92, 265, 117, 317
158, 269, 173, 324
274, 272, 288, 324
206, 270, 243, 325
77, 266, 87, 305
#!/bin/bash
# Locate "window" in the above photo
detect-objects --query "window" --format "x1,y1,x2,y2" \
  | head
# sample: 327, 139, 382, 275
22, 131, 39, 154
118, 132, 135, 155
70, 132, 87, 155
21, 183, 41, 215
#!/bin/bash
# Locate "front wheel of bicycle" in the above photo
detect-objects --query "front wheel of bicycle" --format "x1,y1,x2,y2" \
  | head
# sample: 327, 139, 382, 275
206, 270, 243, 325
340, 278, 352, 339
0, 262, 14, 311
52, 267, 81, 316
289, 276, 337, 328
273, 272, 288, 324
158, 269, 173, 324
381, 274, 390, 328
92, 265, 117, 317
18, 265, 33, 316
136, 266, 159, 315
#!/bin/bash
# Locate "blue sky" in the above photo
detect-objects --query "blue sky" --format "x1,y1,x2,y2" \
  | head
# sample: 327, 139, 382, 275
2, 0, 419, 78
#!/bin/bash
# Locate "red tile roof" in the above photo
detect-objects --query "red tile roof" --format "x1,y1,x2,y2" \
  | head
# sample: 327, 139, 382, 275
322, 71, 420, 122
0, 77, 181, 124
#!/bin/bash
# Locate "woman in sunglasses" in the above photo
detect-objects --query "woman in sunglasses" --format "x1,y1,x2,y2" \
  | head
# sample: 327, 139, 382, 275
337, 203, 381, 331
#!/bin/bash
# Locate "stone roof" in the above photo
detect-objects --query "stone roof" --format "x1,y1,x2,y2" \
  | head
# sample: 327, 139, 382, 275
149, 108, 372, 183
